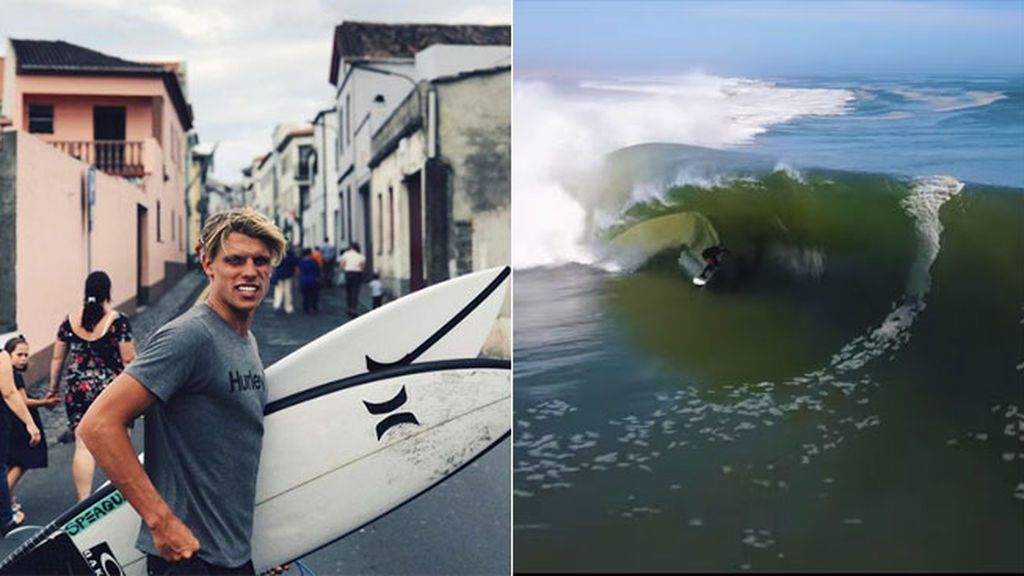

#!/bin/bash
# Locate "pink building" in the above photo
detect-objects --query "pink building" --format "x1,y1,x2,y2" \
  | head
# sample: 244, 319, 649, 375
1, 39, 192, 383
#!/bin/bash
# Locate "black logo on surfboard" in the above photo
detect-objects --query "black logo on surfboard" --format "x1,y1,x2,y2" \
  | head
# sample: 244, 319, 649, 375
84, 543, 123, 576
363, 386, 420, 440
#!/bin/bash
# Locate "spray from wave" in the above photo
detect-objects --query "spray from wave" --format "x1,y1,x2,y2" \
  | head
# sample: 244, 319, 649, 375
513, 73, 856, 269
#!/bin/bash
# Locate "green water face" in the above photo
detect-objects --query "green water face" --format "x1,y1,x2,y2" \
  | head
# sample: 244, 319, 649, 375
605, 171, 919, 386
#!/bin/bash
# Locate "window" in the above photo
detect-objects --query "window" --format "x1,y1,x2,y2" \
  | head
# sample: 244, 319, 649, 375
376, 193, 383, 256
345, 94, 351, 146
340, 191, 347, 240
171, 209, 176, 241
298, 146, 314, 181
338, 108, 345, 154
28, 105, 54, 134
388, 187, 394, 254
346, 186, 353, 247
157, 201, 162, 242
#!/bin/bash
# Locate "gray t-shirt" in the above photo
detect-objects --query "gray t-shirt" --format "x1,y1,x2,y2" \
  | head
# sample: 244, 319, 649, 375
126, 304, 267, 568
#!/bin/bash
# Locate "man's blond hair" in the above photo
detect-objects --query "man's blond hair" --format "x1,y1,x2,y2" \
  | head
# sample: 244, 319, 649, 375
199, 208, 287, 265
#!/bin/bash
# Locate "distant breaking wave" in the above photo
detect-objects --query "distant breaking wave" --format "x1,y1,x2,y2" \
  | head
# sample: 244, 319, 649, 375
512, 73, 857, 269
891, 89, 1008, 112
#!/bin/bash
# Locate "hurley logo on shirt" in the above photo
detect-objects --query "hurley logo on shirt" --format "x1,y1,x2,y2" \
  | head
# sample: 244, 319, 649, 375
228, 370, 264, 393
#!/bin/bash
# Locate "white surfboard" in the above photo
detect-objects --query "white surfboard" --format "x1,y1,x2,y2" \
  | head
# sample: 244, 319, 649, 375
0, 267, 510, 576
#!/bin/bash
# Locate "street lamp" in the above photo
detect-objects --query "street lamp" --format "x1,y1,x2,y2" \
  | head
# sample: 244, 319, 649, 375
349, 62, 421, 116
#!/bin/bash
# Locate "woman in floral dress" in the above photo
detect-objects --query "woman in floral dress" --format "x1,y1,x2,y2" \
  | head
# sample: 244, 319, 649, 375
47, 271, 136, 501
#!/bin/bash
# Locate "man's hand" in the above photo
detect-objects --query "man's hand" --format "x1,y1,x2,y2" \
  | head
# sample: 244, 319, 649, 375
150, 513, 201, 562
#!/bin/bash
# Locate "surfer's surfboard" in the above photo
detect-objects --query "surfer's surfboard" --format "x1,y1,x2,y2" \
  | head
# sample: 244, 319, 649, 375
0, 267, 511, 576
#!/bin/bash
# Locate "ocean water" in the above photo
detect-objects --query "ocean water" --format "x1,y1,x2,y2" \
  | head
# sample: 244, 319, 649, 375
512, 74, 1024, 572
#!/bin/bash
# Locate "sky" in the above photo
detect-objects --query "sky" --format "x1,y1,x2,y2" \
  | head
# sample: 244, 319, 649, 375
1, 0, 510, 180
514, 1, 1024, 79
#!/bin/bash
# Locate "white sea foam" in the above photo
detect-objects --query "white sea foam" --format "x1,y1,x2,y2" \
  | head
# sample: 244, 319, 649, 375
513, 74, 856, 269
825, 175, 963, 373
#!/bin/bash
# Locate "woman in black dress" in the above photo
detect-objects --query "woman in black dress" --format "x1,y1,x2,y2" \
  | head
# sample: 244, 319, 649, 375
0, 341, 41, 535
4, 336, 60, 522
47, 271, 135, 501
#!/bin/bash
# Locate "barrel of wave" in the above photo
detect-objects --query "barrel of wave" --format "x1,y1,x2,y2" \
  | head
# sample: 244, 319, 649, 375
606, 211, 720, 279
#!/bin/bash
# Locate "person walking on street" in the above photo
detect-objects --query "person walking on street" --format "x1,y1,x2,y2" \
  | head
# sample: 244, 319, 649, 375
48, 270, 136, 501
272, 246, 298, 314
319, 237, 337, 288
297, 248, 321, 314
310, 247, 323, 272
369, 273, 384, 309
79, 208, 287, 574
0, 341, 42, 535
4, 336, 59, 523
340, 242, 366, 316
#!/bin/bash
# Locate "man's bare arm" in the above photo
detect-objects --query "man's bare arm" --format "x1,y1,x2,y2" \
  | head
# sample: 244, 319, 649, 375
78, 373, 200, 561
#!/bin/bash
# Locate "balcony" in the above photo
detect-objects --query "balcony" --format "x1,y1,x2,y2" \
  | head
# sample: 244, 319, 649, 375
48, 140, 146, 177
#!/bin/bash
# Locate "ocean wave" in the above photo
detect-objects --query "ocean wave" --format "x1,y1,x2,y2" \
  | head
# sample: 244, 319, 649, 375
515, 176, 969, 504
513, 74, 856, 269
828, 175, 963, 372
772, 162, 806, 183
890, 88, 1008, 112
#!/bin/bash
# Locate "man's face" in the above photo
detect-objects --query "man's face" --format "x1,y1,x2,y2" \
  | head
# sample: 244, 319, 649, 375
203, 232, 273, 314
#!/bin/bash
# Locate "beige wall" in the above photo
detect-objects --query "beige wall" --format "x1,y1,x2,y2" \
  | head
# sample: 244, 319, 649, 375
14, 129, 186, 371
437, 70, 511, 272
16, 131, 137, 350
21, 94, 153, 142
370, 131, 427, 294
2, 51, 17, 123
11, 74, 186, 180
436, 71, 511, 356
9, 74, 165, 135
188, 158, 203, 258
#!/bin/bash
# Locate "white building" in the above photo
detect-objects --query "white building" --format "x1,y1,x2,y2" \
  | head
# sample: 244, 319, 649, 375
327, 21, 511, 273
269, 125, 314, 247
248, 152, 275, 226
310, 102, 339, 251
369, 66, 510, 356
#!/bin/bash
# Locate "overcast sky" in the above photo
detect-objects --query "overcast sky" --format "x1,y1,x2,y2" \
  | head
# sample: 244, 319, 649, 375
515, 1, 1024, 79
1, 0, 510, 180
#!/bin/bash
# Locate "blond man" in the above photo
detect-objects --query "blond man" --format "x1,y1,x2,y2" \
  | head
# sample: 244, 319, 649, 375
80, 208, 286, 575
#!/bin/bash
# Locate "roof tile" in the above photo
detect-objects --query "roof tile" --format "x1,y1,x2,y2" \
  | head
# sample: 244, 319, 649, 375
11, 39, 165, 75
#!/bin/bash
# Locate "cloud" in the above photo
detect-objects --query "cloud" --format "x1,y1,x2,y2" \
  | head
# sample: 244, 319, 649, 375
145, 2, 240, 41
2, 0, 509, 179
